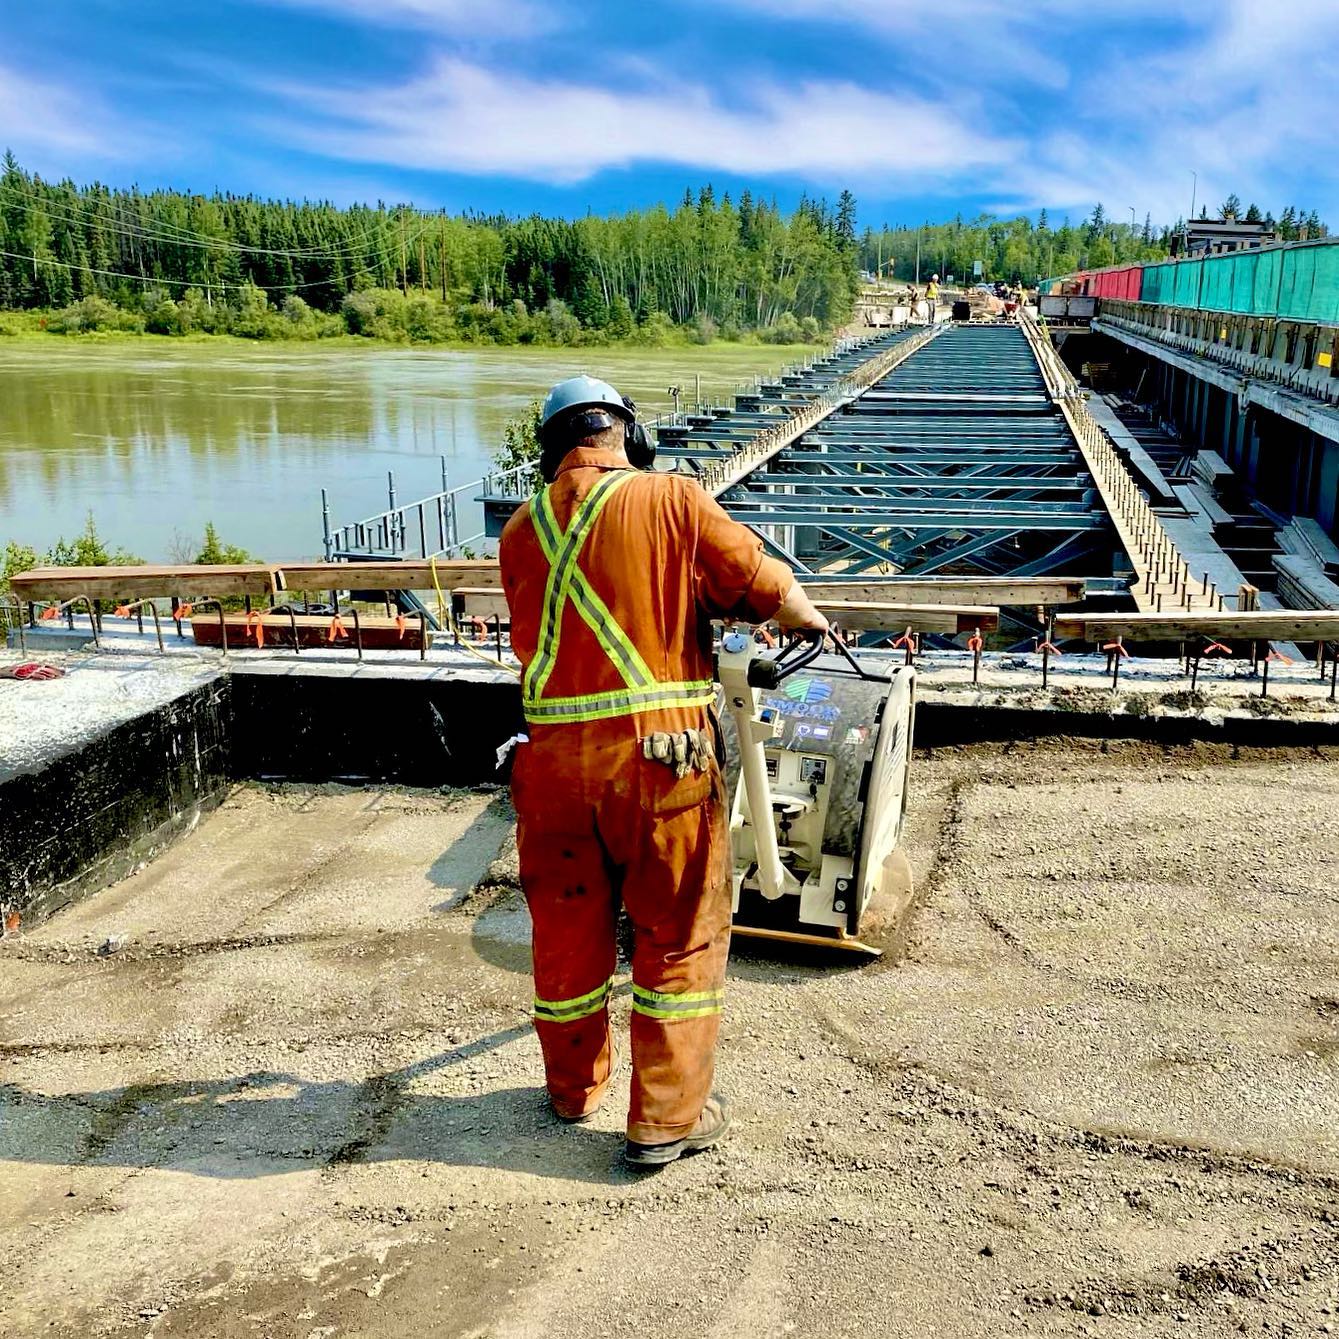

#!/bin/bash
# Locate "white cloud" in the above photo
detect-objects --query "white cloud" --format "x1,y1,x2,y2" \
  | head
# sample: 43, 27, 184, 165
1007, 0, 1339, 220
712, 0, 1339, 222
263, 0, 557, 37
268, 57, 1018, 186
0, 64, 132, 161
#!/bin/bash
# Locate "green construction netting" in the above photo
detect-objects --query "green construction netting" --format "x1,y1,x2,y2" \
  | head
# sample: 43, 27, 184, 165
1136, 242, 1338, 322
1278, 245, 1339, 323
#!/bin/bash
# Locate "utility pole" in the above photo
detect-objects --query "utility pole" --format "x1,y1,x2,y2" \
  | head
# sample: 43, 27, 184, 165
439, 211, 448, 304
399, 209, 407, 295
915, 226, 921, 285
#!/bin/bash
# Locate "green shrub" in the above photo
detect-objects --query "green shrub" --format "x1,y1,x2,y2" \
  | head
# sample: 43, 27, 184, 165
43, 513, 142, 567
760, 312, 804, 344
47, 295, 143, 334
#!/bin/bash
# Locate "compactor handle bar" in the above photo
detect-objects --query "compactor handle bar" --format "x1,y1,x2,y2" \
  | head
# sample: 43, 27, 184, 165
744, 628, 892, 690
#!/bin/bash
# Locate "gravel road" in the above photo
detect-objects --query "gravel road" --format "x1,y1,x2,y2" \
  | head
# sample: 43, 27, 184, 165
1, 739, 1336, 1338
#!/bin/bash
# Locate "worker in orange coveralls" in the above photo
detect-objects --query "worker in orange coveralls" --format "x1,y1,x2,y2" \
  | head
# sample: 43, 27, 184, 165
500, 376, 827, 1168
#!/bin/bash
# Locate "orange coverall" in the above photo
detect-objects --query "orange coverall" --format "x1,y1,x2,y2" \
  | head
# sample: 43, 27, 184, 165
500, 445, 791, 1145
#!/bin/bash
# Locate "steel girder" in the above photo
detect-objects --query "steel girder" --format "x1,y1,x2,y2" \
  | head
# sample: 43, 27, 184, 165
700, 324, 1112, 579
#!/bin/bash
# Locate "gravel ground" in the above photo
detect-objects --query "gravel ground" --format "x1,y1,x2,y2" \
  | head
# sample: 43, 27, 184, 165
1, 742, 1337, 1338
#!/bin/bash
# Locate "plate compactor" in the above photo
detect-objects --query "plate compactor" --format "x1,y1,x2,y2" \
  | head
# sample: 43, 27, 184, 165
717, 629, 917, 956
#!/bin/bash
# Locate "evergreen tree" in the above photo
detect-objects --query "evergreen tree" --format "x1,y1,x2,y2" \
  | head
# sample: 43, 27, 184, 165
835, 190, 858, 252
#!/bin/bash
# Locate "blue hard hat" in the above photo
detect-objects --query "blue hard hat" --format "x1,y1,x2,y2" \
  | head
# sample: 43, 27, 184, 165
540, 375, 633, 434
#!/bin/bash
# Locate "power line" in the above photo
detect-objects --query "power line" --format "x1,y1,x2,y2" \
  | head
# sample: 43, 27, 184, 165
3, 183, 440, 264
0, 247, 381, 295
5, 180, 410, 260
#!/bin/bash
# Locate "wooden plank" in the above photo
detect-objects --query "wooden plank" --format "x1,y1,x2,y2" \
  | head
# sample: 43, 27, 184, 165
9, 564, 280, 601
814, 601, 999, 635
189, 612, 426, 651
277, 560, 503, 592
452, 588, 510, 619
1054, 610, 1339, 642
799, 577, 1084, 607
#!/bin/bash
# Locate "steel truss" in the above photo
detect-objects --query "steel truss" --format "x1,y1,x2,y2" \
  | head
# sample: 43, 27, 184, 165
670, 325, 1115, 580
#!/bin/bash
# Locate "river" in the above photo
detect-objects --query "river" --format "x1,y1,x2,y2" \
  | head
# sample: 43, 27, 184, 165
0, 340, 818, 563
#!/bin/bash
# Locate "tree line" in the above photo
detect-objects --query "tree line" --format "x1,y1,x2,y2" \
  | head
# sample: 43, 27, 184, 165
0, 153, 859, 345
2, 517, 256, 599
859, 199, 1329, 286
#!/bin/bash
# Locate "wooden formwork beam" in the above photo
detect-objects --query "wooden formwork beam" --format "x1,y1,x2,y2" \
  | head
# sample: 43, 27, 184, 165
277, 560, 503, 592
6, 559, 503, 604
9, 564, 280, 601
814, 601, 999, 634
799, 577, 1084, 607
1054, 610, 1339, 643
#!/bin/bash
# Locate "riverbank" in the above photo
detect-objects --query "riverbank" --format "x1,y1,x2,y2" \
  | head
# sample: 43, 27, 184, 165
0, 308, 827, 354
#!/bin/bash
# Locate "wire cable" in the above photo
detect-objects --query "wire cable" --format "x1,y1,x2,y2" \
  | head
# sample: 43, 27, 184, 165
429, 556, 519, 678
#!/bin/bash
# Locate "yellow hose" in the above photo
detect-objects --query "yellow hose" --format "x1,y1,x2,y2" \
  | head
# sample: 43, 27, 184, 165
430, 556, 520, 678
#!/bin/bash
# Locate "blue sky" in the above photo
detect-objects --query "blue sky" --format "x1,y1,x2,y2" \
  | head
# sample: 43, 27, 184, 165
2, 0, 1337, 228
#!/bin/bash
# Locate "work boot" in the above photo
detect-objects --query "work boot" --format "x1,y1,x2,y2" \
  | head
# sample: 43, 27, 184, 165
623, 1093, 731, 1167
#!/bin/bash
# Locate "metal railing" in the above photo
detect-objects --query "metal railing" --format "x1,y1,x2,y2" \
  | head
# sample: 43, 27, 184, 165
324, 459, 480, 562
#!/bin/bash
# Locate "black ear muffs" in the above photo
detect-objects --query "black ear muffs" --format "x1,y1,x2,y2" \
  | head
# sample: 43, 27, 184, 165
621, 395, 657, 471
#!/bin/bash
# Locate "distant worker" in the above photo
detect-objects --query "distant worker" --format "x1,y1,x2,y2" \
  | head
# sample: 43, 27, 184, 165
925, 274, 941, 324
499, 375, 828, 1168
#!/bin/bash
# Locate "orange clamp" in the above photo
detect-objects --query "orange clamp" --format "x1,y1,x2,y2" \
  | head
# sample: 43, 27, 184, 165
1102, 640, 1130, 658
39, 605, 59, 620
395, 614, 407, 641
245, 611, 265, 648
173, 602, 194, 622
967, 633, 983, 653
892, 628, 918, 652
755, 626, 777, 648
1203, 640, 1232, 656
328, 615, 347, 643
1036, 639, 1063, 656
114, 604, 132, 618
1266, 650, 1293, 665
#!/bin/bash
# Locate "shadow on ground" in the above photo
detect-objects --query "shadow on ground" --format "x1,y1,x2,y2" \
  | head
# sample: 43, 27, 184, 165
0, 1023, 641, 1187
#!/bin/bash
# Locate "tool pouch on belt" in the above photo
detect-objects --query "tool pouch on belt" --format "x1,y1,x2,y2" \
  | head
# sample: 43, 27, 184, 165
641, 728, 713, 779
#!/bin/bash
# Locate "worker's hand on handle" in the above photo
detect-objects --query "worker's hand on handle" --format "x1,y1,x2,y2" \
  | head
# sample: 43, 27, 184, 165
774, 581, 829, 638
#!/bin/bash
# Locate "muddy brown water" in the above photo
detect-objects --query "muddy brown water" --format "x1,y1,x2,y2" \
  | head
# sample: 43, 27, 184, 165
0, 341, 818, 563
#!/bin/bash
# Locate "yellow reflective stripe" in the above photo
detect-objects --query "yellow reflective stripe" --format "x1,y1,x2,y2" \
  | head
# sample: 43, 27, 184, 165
530, 486, 653, 689
522, 680, 714, 726
631, 983, 724, 1022
566, 575, 654, 688
543, 473, 643, 693
633, 985, 724, 1005
526, 473, 632, 703
523, 487, 568, 704
534, 975, 614, 1022
633, 1005, 723, 1021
